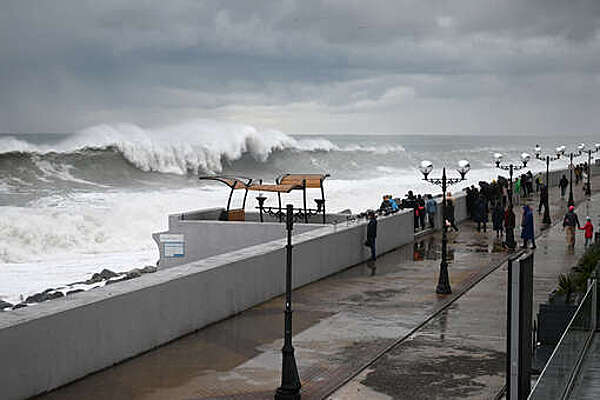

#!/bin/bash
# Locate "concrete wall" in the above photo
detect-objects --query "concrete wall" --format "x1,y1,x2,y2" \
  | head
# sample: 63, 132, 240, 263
153, 218, 321, 269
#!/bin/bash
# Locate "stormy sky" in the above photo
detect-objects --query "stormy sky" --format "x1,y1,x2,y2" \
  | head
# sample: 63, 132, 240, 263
1, 0, 600, 135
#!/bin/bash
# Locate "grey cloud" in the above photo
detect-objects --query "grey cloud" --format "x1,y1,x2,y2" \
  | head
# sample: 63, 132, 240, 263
1, 0, 599, 134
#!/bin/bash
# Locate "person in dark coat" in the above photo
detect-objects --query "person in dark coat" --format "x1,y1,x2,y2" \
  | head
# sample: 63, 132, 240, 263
526, 171, 534, 197
538, 184, 548, 215
492, 202, 504, 238
444, 198, 459, 232
365, 211, 377, 261
520, 205, 536, 249
562, 205, 581, 249
474, 194, 488, 232
465, 186, 474, 219
559, 175, 569, 199
503, 204, 516, 250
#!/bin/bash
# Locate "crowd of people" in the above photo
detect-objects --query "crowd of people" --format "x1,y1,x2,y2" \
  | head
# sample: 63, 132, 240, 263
378, 191, 444, 232
365, 164, 595, 261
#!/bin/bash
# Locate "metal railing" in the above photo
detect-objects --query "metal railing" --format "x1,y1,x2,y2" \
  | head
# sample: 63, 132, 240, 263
528, 280, 597, 400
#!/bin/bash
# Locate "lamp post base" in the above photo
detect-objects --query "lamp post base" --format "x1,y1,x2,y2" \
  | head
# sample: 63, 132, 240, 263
436, 261, 452, 295
275, 346, 301, 400
542, 203, 551, 225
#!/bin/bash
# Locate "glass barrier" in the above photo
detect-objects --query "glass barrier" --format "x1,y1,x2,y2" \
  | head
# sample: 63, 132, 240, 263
528, 281, 597, 400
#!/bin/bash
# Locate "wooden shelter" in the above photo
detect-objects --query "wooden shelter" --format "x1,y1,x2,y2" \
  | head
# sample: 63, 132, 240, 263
197, 175, 253, 221
198, 173, 329, 223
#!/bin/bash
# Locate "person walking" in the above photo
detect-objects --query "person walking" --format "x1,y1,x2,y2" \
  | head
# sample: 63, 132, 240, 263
520, 204, 536, 249
425, 194, 437, 229
504, 204, 516, 250
445, 198, 459, 232
417, 194, 426, 230
526, 171, 534, 197
521, 174, 529, 198
563, 205, 581, 249
538, 184, 548, 215
559, 174, 569, 199
579, 217, 594, 247
365, 211, 378, 261
474, 194, 488, 232
492, 202, 504, 239
514, 178, 521, 204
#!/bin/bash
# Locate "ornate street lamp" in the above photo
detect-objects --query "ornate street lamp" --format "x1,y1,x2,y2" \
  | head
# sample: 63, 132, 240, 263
584, 143, 600, 196
274, 205, 301, 400
419, 159, 470, 295
493, 152, 530, 205
534, 145, 562, 224
566, 144, 586, 207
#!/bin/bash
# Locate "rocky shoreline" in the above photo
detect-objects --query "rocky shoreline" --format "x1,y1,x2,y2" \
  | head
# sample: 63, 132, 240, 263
0, 266, 157, 311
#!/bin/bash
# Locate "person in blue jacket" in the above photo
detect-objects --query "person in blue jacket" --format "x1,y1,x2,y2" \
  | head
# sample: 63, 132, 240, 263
388, 196, 399, 212
520, 204, 536, 249
425, 194, 437, 229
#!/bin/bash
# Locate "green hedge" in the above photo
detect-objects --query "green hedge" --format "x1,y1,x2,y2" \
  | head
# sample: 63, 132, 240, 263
554, 242, 600, 304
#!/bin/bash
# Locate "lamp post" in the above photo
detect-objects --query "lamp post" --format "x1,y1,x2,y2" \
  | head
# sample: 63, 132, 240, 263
419, 159, 470, 295
275, 204, 301, 400
534, 145, 563, 224
584, 144, 600, 196
493, 152, 531, 205
565, 144, 586, 207
257, 195, 267, 222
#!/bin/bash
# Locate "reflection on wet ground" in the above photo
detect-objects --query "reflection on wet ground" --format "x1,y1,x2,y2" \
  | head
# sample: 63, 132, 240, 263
331, 195, 599, 400
35, 181, 599, 400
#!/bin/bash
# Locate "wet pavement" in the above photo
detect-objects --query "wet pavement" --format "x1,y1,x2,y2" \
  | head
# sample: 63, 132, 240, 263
330, 193, 600, 399
34, 179, 600, 400
570, 335, 600, 400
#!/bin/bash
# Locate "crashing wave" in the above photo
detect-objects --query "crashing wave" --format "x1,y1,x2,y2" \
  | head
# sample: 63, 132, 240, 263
0, 120, 405, 175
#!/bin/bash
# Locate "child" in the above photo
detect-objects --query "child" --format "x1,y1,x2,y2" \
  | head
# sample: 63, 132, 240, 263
579, 216, 594, 247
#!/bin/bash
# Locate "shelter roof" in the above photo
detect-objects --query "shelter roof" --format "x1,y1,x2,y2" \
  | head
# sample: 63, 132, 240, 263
277, 174, 330, 188
198, 175, 252, 189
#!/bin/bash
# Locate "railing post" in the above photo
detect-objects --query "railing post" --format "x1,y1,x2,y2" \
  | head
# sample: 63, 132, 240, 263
592, 279, 597, 333
507, 250, 534, 400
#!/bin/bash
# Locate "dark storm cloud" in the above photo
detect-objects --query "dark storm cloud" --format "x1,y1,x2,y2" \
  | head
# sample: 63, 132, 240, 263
1, 0, 599, 133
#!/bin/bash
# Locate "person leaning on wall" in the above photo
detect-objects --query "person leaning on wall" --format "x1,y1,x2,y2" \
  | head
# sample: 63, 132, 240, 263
364, 210, 378, 261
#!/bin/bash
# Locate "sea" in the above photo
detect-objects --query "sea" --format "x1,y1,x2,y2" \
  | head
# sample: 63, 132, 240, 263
0, 119, 595, 303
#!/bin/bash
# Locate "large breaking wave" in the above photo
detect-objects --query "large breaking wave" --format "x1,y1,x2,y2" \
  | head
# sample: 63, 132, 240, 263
0, 120, 405, 178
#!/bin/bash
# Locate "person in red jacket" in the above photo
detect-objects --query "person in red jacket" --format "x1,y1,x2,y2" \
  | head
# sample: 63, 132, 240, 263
579, 216, 594, 247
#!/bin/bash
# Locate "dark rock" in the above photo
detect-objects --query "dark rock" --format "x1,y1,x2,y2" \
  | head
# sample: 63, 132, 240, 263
125, 268, 142, 279
67, 289, 85, 296
90, 268, 119, 283
26, 292, 49, 303
47, 291, 64, 300
26, 290, 65, 303
0, 300, 13, 310
105, 276, 129, 285
12, 303, 28, 309
141, 265, 157, 274
99, 268, 118, 279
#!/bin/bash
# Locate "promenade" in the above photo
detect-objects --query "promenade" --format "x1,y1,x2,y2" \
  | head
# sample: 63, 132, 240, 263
35, 177, 599, 400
